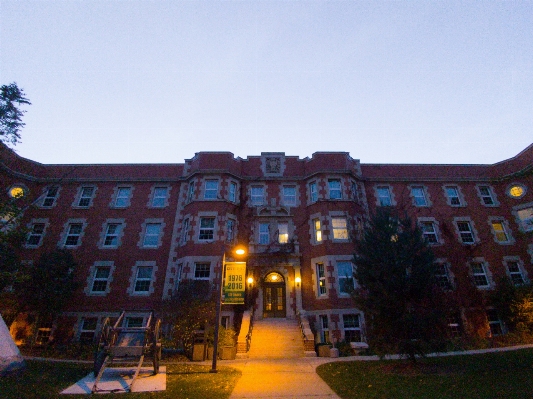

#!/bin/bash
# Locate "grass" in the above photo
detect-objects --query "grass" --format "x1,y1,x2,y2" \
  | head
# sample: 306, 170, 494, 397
317, 348, 533, 399
0, 361, 241, 399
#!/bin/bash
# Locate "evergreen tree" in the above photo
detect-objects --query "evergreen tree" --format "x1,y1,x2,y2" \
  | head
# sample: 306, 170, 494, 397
0, 82, 31, 146
353, 208, 449, 362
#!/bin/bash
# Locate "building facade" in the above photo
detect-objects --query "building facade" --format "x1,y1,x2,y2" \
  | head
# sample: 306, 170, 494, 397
2, 143, 533, 345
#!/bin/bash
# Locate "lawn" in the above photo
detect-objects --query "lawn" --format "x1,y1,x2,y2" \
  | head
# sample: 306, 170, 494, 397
317, 348, 533, 399
0, 361, 241, 399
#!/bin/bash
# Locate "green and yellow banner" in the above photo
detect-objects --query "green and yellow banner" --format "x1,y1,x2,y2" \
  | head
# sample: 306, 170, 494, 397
222, 261, 247, 304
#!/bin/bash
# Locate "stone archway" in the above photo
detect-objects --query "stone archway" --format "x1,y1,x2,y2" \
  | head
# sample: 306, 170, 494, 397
263, 272, 286, 318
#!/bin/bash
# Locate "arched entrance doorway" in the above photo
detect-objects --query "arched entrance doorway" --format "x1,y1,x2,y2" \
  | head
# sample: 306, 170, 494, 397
263, 272, 286, 318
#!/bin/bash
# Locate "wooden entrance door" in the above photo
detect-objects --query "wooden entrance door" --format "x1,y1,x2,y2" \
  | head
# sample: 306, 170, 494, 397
264, 282, 286, 318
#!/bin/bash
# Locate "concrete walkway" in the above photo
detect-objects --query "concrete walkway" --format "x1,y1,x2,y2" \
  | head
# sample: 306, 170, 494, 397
228, 357, 341, 399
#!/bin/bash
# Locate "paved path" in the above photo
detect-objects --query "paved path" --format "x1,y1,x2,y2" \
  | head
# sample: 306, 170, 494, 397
228, 357, 341, 399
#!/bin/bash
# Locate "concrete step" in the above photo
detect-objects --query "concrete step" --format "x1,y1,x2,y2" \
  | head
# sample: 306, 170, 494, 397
247, 318, 305, 359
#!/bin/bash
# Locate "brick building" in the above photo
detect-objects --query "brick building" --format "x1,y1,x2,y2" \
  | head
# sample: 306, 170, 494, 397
1, 143, 533, 346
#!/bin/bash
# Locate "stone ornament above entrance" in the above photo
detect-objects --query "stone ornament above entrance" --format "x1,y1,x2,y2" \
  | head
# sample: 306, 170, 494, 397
261, 153, 286, 177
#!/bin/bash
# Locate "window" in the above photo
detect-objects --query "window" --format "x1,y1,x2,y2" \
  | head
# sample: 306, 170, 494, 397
491, 221, 510, 243
517, 207, 533, 232
283, 186, 296, 206
309, 182, 318, 202
251, 186, 264, 205
187, 182, 195, 202
316, 263, 327, 296
331, 217, 348, 240
351, 181, 358, 201
278, 222, 288, 244
151, 187, 168, 207
420, 221, 439, 244
77, 187, 94, 207
229, 182, 237, 202
471, 262, 490, 288
114, 187, 131, 208
91, 266, 111, 293
259, 222, 270, 244
198, 217, 215, 240
338, 261, 355, 294
134, 266, 153, 292
194, 263, 210, 280
103, 223, 122, 247
42, 187, 59, 207
377, 187, 392, 206
486, 309, 503, 336
445, 186, 461, 206
226, 219, 236, 243
35, 322, 53, 345
447, 313, 462, 337
411, 187, 427, 206
328, 180, 342, 199
508, 184, 526, 199
204, 180, 219, 199
435, 263, 453, 290
456, 221, 475, 244
65, 223, 83, 246
180, 218, 190, 244
478, 186, 495, 205
343, 314, 362, 342
27, 223, 45, 246
319, 315, 329, 343
313, 218, 322, 242
79, 318, 98, 343
143, 223, 161, 247
506, 261, 525, 285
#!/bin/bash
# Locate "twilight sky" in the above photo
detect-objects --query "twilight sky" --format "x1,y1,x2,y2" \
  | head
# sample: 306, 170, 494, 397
1, 1, 532, 165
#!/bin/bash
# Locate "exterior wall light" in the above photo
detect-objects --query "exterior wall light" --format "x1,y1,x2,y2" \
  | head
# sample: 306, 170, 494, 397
247, 276, 254, 288
295, 277, 301, 287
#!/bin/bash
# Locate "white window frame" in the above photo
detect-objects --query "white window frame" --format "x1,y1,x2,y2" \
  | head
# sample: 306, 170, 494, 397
180, 218, 190, 244
486, 309, 504, 336
226, 218, 236, 243
331, 217, 349, 240
470, 261, 491, 289
198, 217, 216, 241
76, 186, 95, 208
91, 266, 112, 293
64, 222, 84, 247
454, 219, 476, 244
328, 179, 342, 200
343, 314, 363, 343
78, 317, 98, 343
316, 263, 327, 296
282, 186, 297, 206
477, 185, 498, 206
229, 181, 237, 203
187, 181, 195, 202
278, 222, 289, 244
204, 180, 219, 200
142, 223, 162, 248
41, 186, 59, 208
489, 218, 514, 244
376, 186, 392, 206
133, 266, 153, 293
503, 257, 528, 286
319, 315, 330, 343
434, 261, 453, 290
313, 218, 322, 243
103, 223, 122, 247
444, 186, 463, 206
309, 181, 318, 203
151, 186, 168, 208
113, 186, 132, 208
26, 221, 47, 247
337, 261, 355, 295
258, 222, 270, 245
128, 261, 157, 296
513, 204, 533, 232
194, 263, 211, 280
251, 186, 264, 206
411, 186, 428, 207
420, 220, 439, 244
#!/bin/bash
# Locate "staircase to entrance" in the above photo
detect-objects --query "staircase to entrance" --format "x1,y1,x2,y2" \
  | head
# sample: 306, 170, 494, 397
247, 318, 305, 359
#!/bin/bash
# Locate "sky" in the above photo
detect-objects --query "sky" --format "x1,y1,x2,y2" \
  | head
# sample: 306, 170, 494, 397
1, 0, 532, 165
